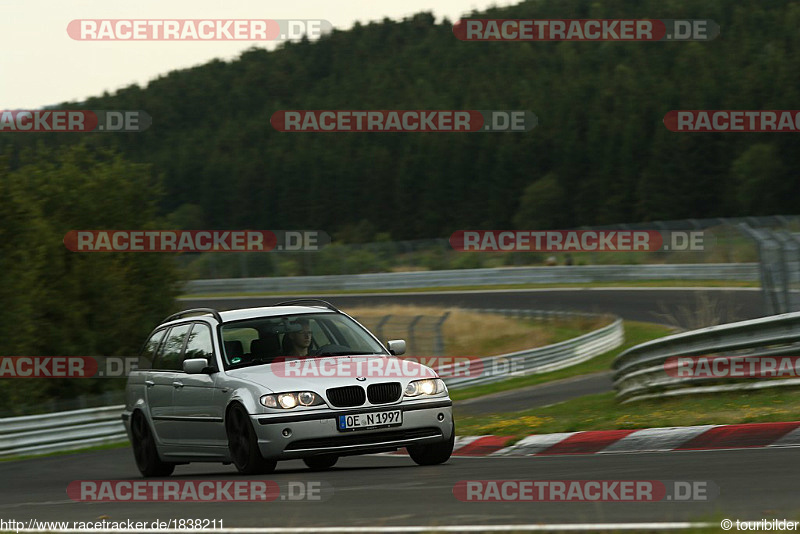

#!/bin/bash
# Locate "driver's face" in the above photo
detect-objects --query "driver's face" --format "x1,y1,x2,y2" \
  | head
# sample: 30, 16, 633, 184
289, 325, 312, 348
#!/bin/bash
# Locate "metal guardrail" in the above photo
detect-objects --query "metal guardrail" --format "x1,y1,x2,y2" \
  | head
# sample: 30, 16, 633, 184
0, 405, 127, 458
613, 311, 800, 403
0, 310, 623, 457
183, 263, 759, 295
443, 314, 624, 389
0, 390, 127, 419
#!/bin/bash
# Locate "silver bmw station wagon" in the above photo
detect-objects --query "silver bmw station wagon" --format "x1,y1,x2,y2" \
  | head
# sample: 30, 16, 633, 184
122, 300, 455, 477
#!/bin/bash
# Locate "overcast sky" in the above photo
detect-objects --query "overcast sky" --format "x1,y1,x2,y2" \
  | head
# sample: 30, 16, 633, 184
1, 0, 517, 109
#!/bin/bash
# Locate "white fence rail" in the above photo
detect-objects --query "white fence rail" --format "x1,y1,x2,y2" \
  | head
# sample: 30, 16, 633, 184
613, 311, 800, 403
443, 315, 624, 389
183, 264, 758, 295
0, 405, 127, 458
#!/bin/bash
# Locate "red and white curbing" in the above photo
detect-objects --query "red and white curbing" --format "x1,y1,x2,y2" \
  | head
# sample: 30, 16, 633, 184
395, 421, 800, 457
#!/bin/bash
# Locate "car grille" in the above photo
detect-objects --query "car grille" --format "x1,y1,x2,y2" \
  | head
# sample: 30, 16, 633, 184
285, 428, 442, 451
326, 385, 366, 407
367, 382, 401, 404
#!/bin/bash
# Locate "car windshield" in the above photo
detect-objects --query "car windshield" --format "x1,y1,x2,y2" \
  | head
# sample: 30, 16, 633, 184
220, 312, 387, 369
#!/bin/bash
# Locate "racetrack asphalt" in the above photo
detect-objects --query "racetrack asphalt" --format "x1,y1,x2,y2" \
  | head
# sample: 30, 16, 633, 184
455, 372, 614, 416
0, 446, 796, 527
0, 287, 779, 530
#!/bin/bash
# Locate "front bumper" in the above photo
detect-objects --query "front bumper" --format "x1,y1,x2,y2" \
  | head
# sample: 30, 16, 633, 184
252, 399, 453, 460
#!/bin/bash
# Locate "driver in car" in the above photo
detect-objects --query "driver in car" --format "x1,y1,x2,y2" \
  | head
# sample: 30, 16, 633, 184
284, 319, 313, 356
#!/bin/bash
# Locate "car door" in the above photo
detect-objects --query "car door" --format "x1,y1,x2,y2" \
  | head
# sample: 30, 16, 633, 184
147, 322, 192, 444
171, 322, 226, 447
130, 327, 166, 421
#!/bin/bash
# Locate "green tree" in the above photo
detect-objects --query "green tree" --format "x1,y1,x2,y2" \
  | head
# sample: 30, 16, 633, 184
514, 173, 568, 229
0, 145, 179, 413
2, 0, 799, 235
731, 144, 788, 214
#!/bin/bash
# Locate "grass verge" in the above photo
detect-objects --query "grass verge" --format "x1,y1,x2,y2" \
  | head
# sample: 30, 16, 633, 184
455, 388, 800, 440
449, 321, 673, 402
347, 305, 610, 358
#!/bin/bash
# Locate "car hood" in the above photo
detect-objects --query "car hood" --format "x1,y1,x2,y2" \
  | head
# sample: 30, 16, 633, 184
224, 354, 436, 391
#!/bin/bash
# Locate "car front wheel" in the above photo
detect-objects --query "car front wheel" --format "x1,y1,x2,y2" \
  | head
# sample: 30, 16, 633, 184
303, 455, 338, 471
407, 420, 455, 466
226, 404, 277, 475
131, 412, 175, 477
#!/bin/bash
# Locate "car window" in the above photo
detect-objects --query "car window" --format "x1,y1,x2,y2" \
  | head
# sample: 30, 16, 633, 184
153, 323, 192, 371
222, 327, 259, 354
279, 320, 333, 352
220, 313, 387, 369
332, 321, 371, 350
309, 320, 333, 346
138, 329, 166, 370
184, 323, 214, 365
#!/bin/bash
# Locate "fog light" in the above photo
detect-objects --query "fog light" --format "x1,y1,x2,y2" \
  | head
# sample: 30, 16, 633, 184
282, 428, 292, 437
437, 413, 445, 421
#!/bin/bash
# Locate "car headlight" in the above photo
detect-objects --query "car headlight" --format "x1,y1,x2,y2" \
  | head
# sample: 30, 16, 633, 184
260, 391, 325, 409
277, 393, 297, 409
404, 378, 446, 397
297, 391, 316, 406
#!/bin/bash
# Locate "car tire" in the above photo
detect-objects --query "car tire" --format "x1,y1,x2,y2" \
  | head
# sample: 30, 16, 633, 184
131, 412, 175, 477
226, 404, 277, 475
408, 418, 455, 466
303, 455, 338, 471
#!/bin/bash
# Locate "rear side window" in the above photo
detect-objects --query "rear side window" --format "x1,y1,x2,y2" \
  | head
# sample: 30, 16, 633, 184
139, 329, 166, 370
153, 323, 192, 371
184, 323, 214, 363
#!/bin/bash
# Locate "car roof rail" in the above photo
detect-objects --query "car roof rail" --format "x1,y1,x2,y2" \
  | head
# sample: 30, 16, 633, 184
271, 299, 341, 312
162, 308, 223, 324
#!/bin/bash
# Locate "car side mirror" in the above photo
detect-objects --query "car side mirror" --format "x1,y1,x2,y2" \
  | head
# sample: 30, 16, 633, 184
183, 358, 210, 374
387, 340, 406, 356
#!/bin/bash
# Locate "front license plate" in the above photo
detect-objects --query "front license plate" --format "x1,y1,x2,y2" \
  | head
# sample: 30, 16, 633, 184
337, 410, 402, 432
